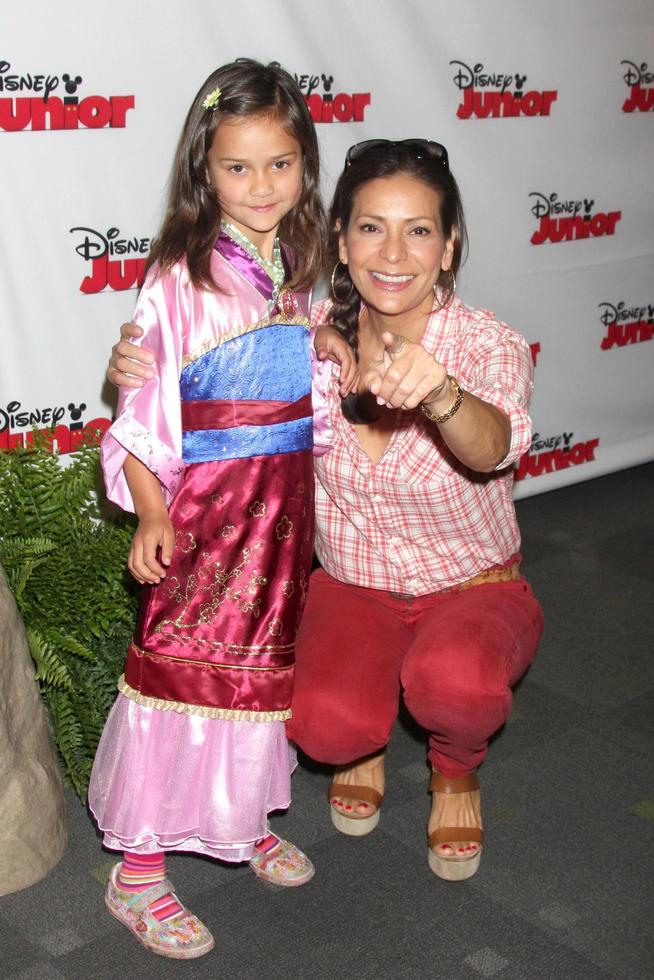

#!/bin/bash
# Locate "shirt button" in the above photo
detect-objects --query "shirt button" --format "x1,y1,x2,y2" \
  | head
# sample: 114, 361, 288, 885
371, 493, 383, 503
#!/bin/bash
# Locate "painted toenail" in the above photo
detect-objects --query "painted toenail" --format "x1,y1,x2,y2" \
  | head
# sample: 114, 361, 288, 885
345, 805, 352, 811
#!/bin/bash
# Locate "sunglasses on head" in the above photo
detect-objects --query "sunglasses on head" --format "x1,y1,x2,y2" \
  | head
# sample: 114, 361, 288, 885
345, 138, 449, 170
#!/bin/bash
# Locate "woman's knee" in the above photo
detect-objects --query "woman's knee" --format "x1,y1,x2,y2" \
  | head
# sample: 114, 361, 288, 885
400, 635, 514, 736
288, 685, 393, 765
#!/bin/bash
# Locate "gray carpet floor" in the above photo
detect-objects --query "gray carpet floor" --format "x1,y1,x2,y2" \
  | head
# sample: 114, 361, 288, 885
1, 462, 653, 979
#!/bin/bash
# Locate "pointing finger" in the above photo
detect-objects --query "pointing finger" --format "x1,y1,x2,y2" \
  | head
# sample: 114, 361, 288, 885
381, 331, 407, 356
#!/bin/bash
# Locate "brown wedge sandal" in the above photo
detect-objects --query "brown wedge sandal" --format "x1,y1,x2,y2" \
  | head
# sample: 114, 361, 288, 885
328, 783, 383, 836
428, 771, 484, 881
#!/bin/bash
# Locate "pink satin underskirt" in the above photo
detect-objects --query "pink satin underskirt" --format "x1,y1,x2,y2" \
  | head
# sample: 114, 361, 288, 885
88, 694, 295, 862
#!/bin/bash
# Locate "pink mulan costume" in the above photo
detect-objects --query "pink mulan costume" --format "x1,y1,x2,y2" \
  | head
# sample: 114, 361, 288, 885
88, 228, 331, 861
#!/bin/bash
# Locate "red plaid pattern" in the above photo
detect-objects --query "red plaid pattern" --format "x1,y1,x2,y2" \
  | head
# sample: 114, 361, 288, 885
311, 297, 534, 594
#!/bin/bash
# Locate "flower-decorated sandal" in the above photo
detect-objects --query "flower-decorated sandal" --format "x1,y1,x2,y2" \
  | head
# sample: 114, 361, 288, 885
249, 833, 315, 887
428, 771, 484, 881
105, 863, 214, 959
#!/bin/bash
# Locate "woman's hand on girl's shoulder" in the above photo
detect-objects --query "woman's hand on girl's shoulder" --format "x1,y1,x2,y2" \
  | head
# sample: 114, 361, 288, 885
128, 509, 175, 585
314, 324, 360, 397
107, 322, 155, 388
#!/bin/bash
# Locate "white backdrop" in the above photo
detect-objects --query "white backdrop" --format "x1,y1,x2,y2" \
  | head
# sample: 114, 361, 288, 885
1, 0, 653, 499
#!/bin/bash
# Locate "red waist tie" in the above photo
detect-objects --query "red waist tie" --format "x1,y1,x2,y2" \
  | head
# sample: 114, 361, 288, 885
181, 393, 313, 431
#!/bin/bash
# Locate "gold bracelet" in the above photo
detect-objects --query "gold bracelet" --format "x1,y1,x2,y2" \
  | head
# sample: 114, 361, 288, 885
420, 375, 464, 424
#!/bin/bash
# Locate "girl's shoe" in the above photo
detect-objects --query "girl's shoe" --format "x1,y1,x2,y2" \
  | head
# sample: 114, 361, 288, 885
428, 771, 484, 881
328, 750, 386, 836
249, 834, 315, 887
105, 864, 214, 959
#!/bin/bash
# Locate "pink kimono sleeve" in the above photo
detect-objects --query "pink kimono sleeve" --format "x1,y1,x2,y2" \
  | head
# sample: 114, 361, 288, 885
100, 266, 186, 513
309, 299, 336, 457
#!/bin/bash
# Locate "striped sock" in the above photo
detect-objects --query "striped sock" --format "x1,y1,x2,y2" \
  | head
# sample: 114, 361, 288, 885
254, 833, 280, 854
118, 851, 183, 923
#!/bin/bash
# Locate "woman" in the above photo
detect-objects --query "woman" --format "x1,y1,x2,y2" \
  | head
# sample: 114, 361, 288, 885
107, 138, 543, 882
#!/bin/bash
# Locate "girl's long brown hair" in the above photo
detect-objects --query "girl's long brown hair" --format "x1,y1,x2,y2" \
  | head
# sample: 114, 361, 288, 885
148, 59, 326, 292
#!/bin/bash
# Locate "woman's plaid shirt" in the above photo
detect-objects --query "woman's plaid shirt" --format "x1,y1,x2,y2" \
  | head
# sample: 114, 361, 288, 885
310, 297, 534, 595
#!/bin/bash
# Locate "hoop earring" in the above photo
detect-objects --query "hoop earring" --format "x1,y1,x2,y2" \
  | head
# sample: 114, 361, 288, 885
331, 261, 354, 302
433, 269, 456, 296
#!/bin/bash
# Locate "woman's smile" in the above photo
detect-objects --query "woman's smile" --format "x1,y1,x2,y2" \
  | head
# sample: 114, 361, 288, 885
368, 271, 416, 290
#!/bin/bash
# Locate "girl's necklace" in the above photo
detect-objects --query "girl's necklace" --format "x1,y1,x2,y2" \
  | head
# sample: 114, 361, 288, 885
220, 221, 285, 312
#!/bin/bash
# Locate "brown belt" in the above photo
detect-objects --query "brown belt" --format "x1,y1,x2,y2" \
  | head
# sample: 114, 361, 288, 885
389, 563, 520, 600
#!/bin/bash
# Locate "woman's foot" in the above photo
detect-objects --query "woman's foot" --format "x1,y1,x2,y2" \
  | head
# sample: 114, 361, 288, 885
428, 771, 483, 881
105, 864, 214, 959
328, 750, 386, 836
249, 832, 315, 887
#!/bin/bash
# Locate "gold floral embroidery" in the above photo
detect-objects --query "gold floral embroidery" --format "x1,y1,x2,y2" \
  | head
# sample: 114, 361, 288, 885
276, 516, 293, 540
176, 531, 197, 554
282, 580, 295, 597
299, 567, 309, 605
249, 501, 266, 518
162, 576, 182, 601
211, 492, 224, 504
155, 542, 266, 633
221, 524, 237, 539
268, 618, 284, 637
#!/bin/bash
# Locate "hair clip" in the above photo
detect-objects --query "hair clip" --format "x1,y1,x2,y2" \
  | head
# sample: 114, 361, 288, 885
202, 87, 222, 111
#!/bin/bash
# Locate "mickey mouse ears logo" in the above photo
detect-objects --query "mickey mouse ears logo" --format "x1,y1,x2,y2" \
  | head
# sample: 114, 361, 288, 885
67, 402, 86, 420
62, 73, 83, 94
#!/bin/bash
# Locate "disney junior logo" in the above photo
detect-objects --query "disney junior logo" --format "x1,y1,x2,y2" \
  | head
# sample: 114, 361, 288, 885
294, 71, 371, 123
70, 225, 150, 294
449, 60, 557, 119
598, 299, 654, 350
0, 399, 111, 453
528, 192, 621, 245
621, 60, 654, 112
0, 59, 135, 132
515, 431, 600, 481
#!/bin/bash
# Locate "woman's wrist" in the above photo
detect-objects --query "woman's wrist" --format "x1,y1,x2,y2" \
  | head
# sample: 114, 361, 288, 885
421, 376, 465, 424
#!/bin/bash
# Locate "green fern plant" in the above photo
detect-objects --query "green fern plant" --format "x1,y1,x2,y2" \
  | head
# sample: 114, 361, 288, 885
0, 434, 139, 799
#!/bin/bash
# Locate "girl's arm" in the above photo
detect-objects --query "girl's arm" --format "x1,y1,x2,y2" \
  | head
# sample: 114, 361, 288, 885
123, 453, 175, 585
101, 266, 185, 513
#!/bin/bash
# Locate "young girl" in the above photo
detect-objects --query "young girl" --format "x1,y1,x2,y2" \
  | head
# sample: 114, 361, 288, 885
88, 59, 354, 960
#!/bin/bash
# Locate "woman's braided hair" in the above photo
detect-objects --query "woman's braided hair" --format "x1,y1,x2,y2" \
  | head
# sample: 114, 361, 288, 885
325, 143, 467, 421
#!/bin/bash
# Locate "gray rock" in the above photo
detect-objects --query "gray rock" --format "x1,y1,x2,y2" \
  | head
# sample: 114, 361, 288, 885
0, 566, 67, 896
